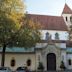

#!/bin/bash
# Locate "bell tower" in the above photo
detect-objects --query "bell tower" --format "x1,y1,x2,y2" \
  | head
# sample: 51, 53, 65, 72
62, 4, 72, 28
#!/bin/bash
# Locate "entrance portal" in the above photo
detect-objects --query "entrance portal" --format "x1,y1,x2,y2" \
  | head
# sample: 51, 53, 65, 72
47, 53, 56, 71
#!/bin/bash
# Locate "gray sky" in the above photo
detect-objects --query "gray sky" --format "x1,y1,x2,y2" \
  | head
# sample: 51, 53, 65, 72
25, 0, 72, 16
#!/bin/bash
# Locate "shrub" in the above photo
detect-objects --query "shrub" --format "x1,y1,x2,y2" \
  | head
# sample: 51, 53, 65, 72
60, 61, 66, 70
37, 62, 44, 70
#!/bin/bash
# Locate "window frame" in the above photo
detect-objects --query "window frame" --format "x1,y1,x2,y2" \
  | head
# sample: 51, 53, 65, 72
26, 59, 31, 66
68, 59, 71, 65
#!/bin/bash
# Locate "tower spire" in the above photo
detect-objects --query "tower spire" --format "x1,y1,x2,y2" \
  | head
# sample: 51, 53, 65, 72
65, 0, 66, 4
62, 3, 72, 14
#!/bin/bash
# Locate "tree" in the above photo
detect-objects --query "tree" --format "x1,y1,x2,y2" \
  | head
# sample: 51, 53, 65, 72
0, 0, 41, 67
0, 0, 24, 67
18, 13, 41, 48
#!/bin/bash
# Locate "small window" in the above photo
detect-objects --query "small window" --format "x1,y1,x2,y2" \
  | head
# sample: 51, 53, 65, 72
55, 33, 59, 40
45, 32, 49, 40
70, 16, 72, 23
66, 17, 67, 21
68, 59, 71, 65
10, 58, 15, 67
27, 59, 31, 66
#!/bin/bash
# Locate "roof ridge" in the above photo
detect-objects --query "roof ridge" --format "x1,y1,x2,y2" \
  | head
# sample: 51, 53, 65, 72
28, 13, 60, 17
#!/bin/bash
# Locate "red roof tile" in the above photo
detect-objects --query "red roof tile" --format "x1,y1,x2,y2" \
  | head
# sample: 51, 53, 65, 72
28, 14, 68, 31
62, 4, 72, 14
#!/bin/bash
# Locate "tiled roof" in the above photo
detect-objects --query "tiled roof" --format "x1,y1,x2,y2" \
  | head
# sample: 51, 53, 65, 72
28, 14, 68, 31
62, 4, 72, 14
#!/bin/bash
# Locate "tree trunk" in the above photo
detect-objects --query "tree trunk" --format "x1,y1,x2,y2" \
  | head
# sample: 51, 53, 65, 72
1, 44, 6, 67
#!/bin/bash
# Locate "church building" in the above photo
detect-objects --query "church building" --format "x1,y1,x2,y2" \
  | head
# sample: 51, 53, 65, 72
0, 3, 72, 71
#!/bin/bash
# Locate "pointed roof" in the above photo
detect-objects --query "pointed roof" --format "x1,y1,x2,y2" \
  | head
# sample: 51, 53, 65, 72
62, 4, 72, 14
28, 14, 68, 31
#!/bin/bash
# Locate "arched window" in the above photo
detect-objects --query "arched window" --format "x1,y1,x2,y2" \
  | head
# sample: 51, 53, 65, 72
68, 59, 71, 65
45, 32, 49, 40
10, 58, 15, 67
66, 16, 67, 21
27, 59, 31, 66
55, 33, 59, 40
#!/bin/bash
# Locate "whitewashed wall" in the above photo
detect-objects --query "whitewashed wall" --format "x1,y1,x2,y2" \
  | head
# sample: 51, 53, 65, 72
39, 30, 68, 40
62, 14, 72, 27
0, 53, 36, 71
55, 43, 66, 49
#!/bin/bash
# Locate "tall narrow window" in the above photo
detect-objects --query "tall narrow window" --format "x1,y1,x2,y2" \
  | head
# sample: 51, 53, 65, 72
27, 59, 31, 66
45, 32, 49, 40
10, 58, 15, 67
70, 16, 72, 23
66, 17, 67, 21
68, 59, 71, 65
55, 33, 59, 40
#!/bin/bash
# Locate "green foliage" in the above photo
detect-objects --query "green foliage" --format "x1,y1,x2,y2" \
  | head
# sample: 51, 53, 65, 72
60, 61, 66, 70
0, 0, 25, 14
0, 0, 41, 67
0, 0, 23, 46
13, 13, 41, 48
0, 0, 24, 65
37, 62, 44, 70
0, 0, 41, 48
0, 13, 19, 45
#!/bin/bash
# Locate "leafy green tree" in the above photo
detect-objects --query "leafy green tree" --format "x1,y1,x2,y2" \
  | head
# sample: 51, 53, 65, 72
18, 13, 41, 47
0, 0, 41, 67
0, 13, 20, 67
0, 0, 24, 67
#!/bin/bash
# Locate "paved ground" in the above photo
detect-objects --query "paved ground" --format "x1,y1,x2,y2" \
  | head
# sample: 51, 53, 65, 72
32, 70, 72, 72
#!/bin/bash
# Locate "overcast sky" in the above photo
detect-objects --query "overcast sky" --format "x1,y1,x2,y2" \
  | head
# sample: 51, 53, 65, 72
25, 0, 72, 16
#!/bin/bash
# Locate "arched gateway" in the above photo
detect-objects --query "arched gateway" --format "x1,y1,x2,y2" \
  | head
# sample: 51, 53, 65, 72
47, 53, 56, 71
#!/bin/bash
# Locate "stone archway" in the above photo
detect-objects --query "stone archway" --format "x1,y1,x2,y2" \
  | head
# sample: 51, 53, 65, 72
47, 53, 56, 71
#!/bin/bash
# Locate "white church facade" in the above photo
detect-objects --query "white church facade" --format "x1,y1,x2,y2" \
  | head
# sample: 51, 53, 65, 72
0, 3, 72, 71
